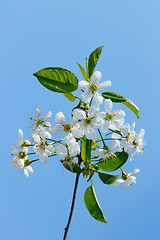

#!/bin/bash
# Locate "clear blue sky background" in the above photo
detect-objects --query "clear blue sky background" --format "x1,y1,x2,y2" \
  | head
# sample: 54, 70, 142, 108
0, 0, 159, 239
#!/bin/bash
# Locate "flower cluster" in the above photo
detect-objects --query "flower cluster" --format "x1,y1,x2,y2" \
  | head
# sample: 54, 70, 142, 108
11, 70, 146, 188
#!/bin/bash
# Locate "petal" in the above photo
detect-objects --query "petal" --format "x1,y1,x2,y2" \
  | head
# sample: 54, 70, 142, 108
35, 106, 42, 119
49, 124, 64, 134
56, 144, 67, 157
114, 110, 125, 119
93, 92, 103, 105
109, 140, 119, 152
26, 165, 33, 174
99, 81, 111, 91
88, 105, 99, 118
113, 179, 124, 186
101, 121, 109, 133
31, 133, 41, 143
104, 99, 113, 113
81, 89, 93, 103
64, 133, 76, 146
69, 143, 80, 157
78, 80, 89, 91
72, 109, 86, 120
72, 123, 85, 139
91, 71, 102, 84
24, 169, 29, 179
130, 169, 140, 176
92, 116, 105, 129
85, 126, 97, 139
39, 153, 48, 164
55, 112, 66, 124
11, 145, 18, 155
17, 129, 23, 146
42, 111, 52, 121
121, 124, 130, 137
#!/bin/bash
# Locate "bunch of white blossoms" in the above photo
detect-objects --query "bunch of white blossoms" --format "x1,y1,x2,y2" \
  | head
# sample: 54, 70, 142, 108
11, 46, 147, 226
11, 70, 146, 187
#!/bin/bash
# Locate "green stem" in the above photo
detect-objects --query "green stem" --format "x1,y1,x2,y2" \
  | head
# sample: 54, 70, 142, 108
95, 132, 112, 142
96, 138, 121, 143
98, 129, 106, 147
30, 154, 57, 164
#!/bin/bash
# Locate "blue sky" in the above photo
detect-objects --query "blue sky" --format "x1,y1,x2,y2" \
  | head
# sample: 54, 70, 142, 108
1, 0, 160, 239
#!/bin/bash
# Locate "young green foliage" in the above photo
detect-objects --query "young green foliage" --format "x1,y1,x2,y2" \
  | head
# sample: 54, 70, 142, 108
84, 183, 107, 223
88, 45, 104, 78
33, 67, 78, 93
98, 152, 129, 172
102, 92, 140, 119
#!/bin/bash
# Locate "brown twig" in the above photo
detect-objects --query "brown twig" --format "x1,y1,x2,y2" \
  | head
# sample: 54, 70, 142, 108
63, 155, 82, 240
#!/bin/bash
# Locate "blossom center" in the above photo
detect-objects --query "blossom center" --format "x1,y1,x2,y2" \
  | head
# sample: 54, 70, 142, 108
24, 159, 31, 167
64, 124, 71, 132
105, 113, 114, 121
89, 84, 98, 93
18, 151, 27, 159
84, 117, 92, 125
122, 172, 128, 180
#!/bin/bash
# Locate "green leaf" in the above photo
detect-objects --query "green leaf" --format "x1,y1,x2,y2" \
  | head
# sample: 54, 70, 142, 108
84, 184, 107, 223
61, 161, 82, 173
123, 99, 140, 119
98, 172, 119, 185
63, 92, 76, 102
77, 62, 88, 80
102, 92, 140, 119
98, 151, 128, 172
33, 67, 78, 93
81, 136, 92, 162
88, 45, 104, 78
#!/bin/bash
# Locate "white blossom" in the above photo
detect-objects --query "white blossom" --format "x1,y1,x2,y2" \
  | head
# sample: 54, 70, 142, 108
79, 71, 111, 105
114, 169, 140, 187
98, 99, 125, 133
92, 140, 122, 159
30, 107, 52, 141
72, 105, 102, 140
49, 112, 76, 146
32, 132, 55, 164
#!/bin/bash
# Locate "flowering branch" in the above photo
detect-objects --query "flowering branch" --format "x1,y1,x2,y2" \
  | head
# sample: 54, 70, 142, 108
11, 46, 147, 239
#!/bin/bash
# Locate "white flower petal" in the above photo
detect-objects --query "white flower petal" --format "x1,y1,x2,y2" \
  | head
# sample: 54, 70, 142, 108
99, 80, 111, 91
56, 144, 67, 157
101, 122, 109, 133
81, 89, 93, 103
49, 124, 64, 134
78, 80, 89, 91
42, 111, 52, 121
88, 105, 99, 118
72, 123, 85, 139
39, 153, 48, 164
85, 126, 96, 139
55, 112, 66, 124
72, 109, 86, 120
114, 110, 125, 119
26, 165, 33, 174
64, 133, 76, 146
69, 143, 80, 157
104, 99, 113, 113
113, 179, 125, 186
121, 124, 130, 137
24, 168, 29, 178
130, 169, 140, 176
35, 107, 42, 119
93, 92, 103, 105
91, 71, 102, 84
17, 129, 23, 147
